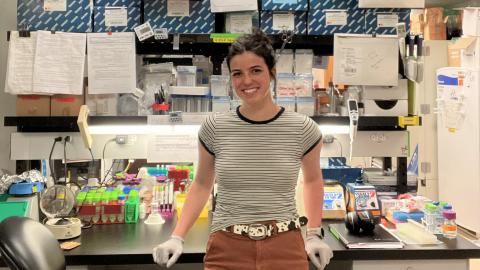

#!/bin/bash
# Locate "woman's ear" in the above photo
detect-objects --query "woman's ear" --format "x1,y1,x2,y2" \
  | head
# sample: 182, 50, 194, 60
270, 67, 277, 79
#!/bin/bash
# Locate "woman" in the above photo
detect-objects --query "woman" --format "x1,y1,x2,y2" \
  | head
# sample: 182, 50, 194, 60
153, 29, 333, 270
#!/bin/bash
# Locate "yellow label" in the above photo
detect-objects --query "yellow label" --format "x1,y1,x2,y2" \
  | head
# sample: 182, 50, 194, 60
398, 116, 420, 127
212, 37, 236, 43
448, 127, 456, 133
32, 185, 37, 193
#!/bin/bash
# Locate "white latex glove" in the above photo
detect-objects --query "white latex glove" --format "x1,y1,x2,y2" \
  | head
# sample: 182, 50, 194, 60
305, 235, 333, 270
152, 235, 184, 268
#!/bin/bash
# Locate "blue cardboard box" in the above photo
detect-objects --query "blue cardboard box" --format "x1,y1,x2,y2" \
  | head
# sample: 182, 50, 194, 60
309, 0, 359, 10
365, 10, 410, 35
260, 11, 307, 34
93, 6, 141, 32
17, 0, 92, 32
95, 0, 141, 8
308, 9, 364, 35
261, 0, 308, 11
144, 0, 215, 34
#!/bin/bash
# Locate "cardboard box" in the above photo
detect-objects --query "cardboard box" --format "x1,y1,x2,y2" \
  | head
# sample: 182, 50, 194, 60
449, 37, 480, 69
261, 0, 308, 11
260, 11, 307, 35
308, 9, 364, 35
144, 0, 215, 34
424, 8, 446, 40
363, 99, 408, 116
358, 0, 424, 8
365, 10, 410, 35
448, 44, 461, 67
51, 94, 85, 116
462, 8, 480, 37
17, 0, 92, 32
95, 0, 141, 8
94, 6, 141, 32
309, 0, 358, 10
16, 95, 51, 116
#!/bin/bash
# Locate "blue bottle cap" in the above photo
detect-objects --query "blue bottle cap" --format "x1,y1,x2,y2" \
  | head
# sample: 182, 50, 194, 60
118, 195, 127, 201
443, 204, 452, 210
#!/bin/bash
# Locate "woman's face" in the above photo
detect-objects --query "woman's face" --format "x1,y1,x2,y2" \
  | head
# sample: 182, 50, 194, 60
229, 51, 275, 106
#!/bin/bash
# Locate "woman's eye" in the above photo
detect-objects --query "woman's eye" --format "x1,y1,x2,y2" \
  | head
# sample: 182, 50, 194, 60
252, 69, 262, 74
231, 72, 240, 77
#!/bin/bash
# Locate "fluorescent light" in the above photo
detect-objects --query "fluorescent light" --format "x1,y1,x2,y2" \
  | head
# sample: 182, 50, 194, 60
89, 123, 348, 135
89, 124, 201, 135
319, 125, 349, 135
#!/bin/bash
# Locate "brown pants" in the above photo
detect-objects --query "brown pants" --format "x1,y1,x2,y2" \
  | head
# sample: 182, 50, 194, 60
203, 229, 308, 270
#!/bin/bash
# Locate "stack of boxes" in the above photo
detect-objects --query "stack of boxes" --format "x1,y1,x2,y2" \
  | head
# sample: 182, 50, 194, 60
364, 8, 410, 35
17, 0, 92, 32
260, 0, 308, 35
143, 0, 215, 34
93, 0, 141, 32
448, 8, 480, 69
308, 0, 364, 35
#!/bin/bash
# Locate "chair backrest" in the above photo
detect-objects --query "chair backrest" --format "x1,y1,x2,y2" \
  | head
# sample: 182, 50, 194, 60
0, 216, 66, 270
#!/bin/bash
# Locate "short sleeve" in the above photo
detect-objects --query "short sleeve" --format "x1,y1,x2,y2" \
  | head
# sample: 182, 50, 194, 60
301, 116, 322, 156
198, 114, 216, 156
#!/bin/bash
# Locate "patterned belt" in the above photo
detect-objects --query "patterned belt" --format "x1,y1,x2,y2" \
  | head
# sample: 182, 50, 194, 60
222, 216, 308, 240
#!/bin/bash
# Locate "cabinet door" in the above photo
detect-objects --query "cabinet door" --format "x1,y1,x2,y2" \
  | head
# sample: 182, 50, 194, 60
353, 259, 467, 270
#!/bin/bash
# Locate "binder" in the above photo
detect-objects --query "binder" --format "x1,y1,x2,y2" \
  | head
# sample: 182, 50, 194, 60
329, 223, 404, 249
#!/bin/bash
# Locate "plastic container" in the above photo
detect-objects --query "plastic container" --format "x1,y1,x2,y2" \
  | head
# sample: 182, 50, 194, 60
296, 97, 315, 116
210, 75, 229, 96
212, 96, 231, 112
424, 203, 438, 234
176, 66, 197, 87
442, 210, 457, 239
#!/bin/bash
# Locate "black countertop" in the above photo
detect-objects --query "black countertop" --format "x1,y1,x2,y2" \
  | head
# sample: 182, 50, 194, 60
63, 216, 480, 266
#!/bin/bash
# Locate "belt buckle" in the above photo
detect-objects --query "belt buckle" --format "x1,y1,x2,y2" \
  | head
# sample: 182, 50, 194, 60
247, 224, 267, 240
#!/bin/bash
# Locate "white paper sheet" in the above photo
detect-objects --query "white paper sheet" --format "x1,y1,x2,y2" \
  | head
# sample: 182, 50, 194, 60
229, 14, 253, 33
87, 32, 136, 94
44, 0, 66, 11
167, 0, 189, 17
32, 31, 86, 94
377, 14, 399, 28
333, 34, 398, 86
5, 31, 37, 94
272, 13, 295, 31
147, 132, 199, 163
325, 10, 348, 26
210, 0, 258, 13
105, 7, 128, 27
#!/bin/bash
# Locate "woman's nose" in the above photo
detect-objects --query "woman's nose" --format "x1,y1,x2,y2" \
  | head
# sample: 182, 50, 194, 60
242, 73, 253, 84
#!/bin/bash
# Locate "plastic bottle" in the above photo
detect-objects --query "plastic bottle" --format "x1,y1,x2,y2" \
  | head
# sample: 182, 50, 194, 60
442, 210, 457, 239
424, 203, 438, 233
432, 201, 444, 234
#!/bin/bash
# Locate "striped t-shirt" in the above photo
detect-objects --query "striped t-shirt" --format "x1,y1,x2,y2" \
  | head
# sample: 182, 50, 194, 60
198, 106, 322, 232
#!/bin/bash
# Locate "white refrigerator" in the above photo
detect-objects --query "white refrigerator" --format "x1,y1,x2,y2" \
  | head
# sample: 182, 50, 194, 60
437, 67, 480, 235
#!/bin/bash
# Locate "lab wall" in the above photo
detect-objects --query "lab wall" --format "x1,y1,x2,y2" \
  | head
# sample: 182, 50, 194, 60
0, 0, 17, 174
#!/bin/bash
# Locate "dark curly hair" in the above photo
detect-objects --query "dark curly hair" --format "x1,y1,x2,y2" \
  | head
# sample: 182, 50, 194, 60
226, 28, 276, 76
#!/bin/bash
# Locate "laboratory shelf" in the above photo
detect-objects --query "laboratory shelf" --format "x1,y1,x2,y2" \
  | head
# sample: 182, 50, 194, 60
4, 115, 421, 132
137, 34, 334, 56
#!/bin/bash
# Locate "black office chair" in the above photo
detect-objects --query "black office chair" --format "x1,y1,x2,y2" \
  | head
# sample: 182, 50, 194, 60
0, 216, 66, 270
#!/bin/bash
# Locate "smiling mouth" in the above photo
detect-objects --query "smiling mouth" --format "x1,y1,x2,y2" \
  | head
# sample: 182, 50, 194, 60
242, 88, 258, 94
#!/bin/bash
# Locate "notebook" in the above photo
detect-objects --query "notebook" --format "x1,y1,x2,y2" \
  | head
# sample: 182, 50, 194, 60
329, 223, 404, 249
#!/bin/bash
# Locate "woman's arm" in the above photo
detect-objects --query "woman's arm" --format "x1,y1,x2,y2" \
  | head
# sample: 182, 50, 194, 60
172, 143, 215, 238
301, 141, 324, 228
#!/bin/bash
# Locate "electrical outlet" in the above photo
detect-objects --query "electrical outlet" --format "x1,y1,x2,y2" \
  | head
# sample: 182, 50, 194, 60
116, 135, 128, 145
64, 136, 72, 143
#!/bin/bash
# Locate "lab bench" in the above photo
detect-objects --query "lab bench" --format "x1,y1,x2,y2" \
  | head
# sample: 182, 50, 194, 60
60, 217, 480, 270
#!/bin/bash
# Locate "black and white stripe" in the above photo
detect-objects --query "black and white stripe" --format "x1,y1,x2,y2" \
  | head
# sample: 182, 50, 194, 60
199, 106, 322, 232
